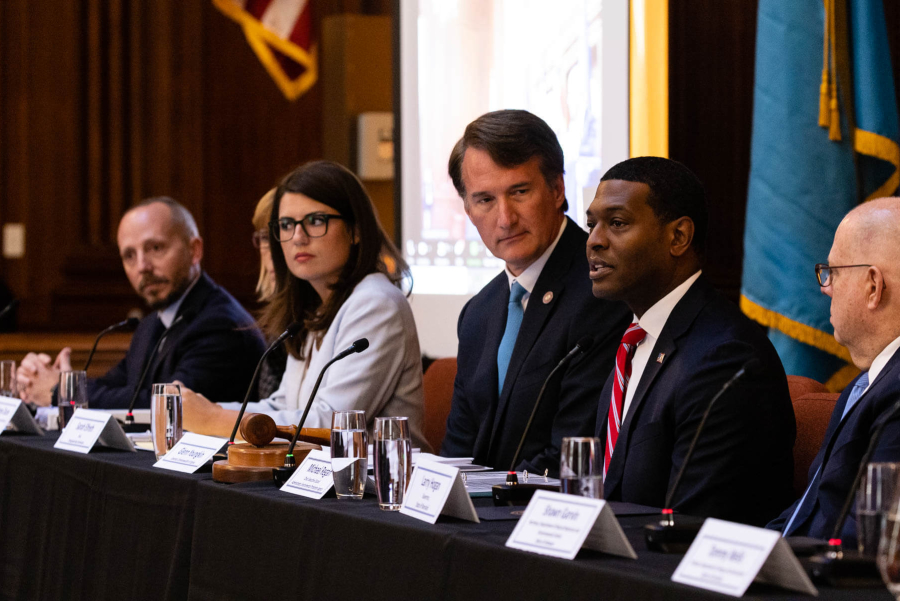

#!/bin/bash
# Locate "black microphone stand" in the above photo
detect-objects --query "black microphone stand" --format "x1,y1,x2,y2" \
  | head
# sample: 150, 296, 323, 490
84, 318, 140, 372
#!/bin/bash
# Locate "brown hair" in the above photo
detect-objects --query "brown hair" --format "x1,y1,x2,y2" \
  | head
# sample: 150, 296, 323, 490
258, 160, 410, 358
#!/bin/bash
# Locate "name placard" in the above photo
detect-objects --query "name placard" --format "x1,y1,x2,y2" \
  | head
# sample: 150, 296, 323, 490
54, 409, 135, 454
153, 432, 226, 473
0, 396, 43, 435
280, 449, 335, 499
400, 460, 479, 524
672, 518, 817, 597
505, 490, 637, 560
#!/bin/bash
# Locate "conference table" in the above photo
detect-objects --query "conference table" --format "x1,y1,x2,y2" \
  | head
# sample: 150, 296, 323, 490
0, 432, 890, 601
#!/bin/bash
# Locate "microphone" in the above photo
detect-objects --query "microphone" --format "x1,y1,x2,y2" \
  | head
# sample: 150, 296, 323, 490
0, 299, 19, 322
644, 358, 760, 553
492, 336, 595, 506
273, 338, 369, 485
120, 314, 185, 432
83, 318, 140, 372
804, 388, 900, 586
226, 322, 302, 446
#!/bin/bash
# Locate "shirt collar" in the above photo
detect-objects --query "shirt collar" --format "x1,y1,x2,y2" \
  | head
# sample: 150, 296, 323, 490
635, 270, 703, 339
867, 333, 900, 388
157, 274, 200, 329
504, 217, 567, 293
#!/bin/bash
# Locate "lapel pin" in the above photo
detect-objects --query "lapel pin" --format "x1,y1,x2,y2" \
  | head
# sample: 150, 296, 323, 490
543, 291, 553, 304
656, 353, 665, 363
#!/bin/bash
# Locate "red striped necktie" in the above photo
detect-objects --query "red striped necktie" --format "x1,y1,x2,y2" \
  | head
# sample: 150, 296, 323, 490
604, 323, 647, 480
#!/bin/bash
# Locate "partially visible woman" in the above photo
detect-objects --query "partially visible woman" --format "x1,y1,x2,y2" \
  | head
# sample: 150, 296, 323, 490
182, 161, 429, 450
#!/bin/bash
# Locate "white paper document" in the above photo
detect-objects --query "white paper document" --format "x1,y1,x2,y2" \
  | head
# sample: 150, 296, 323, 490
280, 449, 335, 499
153, 432, 226, 473
461, 470, 561, 496
400, 460, 479, 524
672, 518, 817, 597
54, 409, 135, 454
0, 396, 44, 435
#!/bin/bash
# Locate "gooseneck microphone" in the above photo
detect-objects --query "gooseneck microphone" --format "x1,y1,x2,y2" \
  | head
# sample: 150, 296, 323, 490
644, 358, 760, 553
0, 299, 19, 322
84, 318, 140, 372
273, 338, 369, 484
492, 336, 595, 506
227, 322, 303, 445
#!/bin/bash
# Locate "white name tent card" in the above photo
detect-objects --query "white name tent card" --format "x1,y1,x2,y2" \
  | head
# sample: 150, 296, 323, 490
54, 408, 135, 454
280, 449, 335, 499
153, 432, 227, 473
0, 396, 43, 435
400, 460, 479, 524
505, 490, 636, 560
671, 518, 817, 597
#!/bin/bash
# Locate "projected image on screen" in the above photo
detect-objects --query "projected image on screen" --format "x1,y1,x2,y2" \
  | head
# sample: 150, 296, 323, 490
402, 0, 609, 296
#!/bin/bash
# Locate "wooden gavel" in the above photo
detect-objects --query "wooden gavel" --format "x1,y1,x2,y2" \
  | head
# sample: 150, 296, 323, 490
239, 413, 331, 447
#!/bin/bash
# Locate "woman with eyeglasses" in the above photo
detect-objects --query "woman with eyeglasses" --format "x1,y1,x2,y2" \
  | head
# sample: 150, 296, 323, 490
182, 160, 429, 450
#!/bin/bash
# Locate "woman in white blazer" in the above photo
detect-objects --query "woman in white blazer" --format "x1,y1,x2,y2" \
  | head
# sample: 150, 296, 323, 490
183, 160, 428, 451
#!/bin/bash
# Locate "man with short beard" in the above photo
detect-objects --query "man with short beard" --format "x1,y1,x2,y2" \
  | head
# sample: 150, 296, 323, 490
17, 197, 266, 410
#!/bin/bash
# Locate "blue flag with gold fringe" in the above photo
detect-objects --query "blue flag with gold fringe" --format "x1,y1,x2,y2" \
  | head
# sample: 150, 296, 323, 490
741, 0, 900, 391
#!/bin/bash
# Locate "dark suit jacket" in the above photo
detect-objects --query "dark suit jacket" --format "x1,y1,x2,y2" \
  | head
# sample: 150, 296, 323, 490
441, 218, 632, 475
88, 272, 266, 409
595, 276, 796, 527
769, 349, 900, 543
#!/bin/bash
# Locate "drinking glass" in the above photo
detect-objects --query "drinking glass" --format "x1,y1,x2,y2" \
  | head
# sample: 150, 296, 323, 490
0, 360, 17, 398
560, 437, 603, 499
151, 383, 183, 460
331, 410, 367, 499
858, 462, 900, 556
373, 416, 412, 510
58, 371, 88, 429
878, 482, 900, 598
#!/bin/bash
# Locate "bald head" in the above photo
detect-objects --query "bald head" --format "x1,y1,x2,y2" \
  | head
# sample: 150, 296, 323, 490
836, 197, 900, 273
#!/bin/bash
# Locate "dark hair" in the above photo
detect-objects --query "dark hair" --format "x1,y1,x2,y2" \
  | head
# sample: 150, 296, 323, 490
259, 161, 410, 359
447, 109, 568, 211
131, 196, 199, 241
600, 156, 708, 254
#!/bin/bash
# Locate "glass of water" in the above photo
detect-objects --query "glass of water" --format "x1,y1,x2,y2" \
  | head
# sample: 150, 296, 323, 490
151, 383, 183, 460
373, 416, 412, 510
560, 437, 603, 499
858, 462, 900, 557
331, 410, 367, 499
878, 483, 900, 599
58, 370, 88, 429
0, 360, 17, 398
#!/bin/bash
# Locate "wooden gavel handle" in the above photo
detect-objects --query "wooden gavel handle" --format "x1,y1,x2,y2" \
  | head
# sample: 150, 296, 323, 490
240, 413, 331, 447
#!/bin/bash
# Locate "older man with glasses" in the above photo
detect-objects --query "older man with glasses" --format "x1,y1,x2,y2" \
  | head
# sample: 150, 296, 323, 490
769, 196, 900, 545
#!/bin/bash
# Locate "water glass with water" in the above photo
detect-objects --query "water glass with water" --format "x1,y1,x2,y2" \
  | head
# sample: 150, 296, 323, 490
58, 370, 88, 429
373, 416, 411, 510
331, 410, 367, 499
0, 360, 17, 398
560, 437, 603, 499
878, 479, 900, 599
151, 383, 183, 460
858, 462, 900, 556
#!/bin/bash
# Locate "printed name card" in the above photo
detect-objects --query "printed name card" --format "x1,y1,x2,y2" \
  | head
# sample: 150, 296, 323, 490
54, 409, 135, 454
153, 432, 227, 473
0, 396, 43, 435
505, 490, 637, 560
400, 460, 479, 524
672, 518, 817, 597
280, 449, 335, 499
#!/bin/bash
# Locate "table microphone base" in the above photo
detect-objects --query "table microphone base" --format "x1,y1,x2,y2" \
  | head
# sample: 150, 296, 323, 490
644, 514, 705, 553
806, 546, 881, 587
272, 465, 297, 486
492, 483, 559, 506
118, 420, 149, 434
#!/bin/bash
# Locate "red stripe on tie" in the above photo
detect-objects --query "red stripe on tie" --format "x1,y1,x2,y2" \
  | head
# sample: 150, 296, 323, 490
603, 323, 646, 480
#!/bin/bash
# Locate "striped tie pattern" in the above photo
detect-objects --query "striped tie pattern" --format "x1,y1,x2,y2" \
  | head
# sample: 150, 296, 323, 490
604, 323, 647, 480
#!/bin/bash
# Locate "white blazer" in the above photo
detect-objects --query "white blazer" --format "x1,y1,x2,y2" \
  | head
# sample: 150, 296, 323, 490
223, 272, 429, 451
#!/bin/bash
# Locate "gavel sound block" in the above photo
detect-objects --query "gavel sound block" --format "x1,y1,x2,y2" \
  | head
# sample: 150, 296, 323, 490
212, 413, 331, 484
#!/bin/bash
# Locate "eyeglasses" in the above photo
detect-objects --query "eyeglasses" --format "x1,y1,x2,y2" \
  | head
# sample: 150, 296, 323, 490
251, 229, 269, 249
814, 263, 874, 287
270, 213, 346, 242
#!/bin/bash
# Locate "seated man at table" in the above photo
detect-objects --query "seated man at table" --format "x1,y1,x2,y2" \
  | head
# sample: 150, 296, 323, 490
587, 156, 795, 526
440, 109, 631, 475
769, 197, 900, 543
16, 197, 266, 410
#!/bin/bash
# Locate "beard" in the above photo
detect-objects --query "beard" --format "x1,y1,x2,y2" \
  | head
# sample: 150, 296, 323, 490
141, 273, 193, 311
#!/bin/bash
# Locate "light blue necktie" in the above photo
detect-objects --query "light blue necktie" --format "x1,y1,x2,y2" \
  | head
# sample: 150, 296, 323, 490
783, 372, 870, 536
497, 282, 527, 395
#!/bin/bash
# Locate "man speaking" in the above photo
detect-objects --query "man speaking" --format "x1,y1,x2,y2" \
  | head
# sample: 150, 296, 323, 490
17, 197, 266, 409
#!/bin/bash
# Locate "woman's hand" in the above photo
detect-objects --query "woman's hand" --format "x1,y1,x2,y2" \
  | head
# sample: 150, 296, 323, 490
177, 381, 238, 437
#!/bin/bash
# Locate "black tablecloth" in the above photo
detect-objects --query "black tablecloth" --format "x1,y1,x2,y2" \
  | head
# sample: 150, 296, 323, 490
0, 433, 893, 601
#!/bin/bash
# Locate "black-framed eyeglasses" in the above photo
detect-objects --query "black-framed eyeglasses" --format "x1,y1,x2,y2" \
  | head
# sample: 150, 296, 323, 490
814, 263, 874, 287
270, 213, 346, 242
251, 229, 269, 249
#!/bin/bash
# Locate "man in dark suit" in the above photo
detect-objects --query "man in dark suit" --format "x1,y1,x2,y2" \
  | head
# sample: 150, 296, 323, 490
770, 197, 900, 543
17, 197, 266, 410
588, 156, 795, 526
440, 110, 631, 475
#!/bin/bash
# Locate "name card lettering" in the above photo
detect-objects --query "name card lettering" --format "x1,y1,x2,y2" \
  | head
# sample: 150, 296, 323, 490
54, 409, 135, 454
400, 460, 479, 524
0, 396, 43, 436
281, 449, 335, 499
153, 432, 226, 473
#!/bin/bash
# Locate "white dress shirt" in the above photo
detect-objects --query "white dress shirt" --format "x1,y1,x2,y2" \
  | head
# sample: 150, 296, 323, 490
861, 333, 900, 396
503, 218, 566, 310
